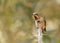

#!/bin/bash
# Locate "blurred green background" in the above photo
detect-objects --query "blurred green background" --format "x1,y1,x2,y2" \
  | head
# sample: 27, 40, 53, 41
0, 0, 60, 43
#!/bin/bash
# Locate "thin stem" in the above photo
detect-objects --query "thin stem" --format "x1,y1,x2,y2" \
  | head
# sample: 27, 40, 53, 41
35, 20, 43, 43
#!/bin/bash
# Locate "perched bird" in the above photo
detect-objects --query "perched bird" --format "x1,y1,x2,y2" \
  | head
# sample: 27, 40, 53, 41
33, 13, 46, 33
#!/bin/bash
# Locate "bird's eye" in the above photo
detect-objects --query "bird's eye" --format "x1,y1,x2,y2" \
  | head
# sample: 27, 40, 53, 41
37, 21, 40, 23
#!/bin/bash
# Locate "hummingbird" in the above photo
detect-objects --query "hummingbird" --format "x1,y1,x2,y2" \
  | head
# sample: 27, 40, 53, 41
33, 12, 46, 33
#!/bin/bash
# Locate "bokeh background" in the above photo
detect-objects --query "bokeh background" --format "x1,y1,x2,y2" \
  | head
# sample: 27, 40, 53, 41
0, 0, 60, 43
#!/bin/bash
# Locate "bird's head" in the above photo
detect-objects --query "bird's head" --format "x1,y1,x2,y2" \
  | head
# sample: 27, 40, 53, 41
33, 12, 40, 20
